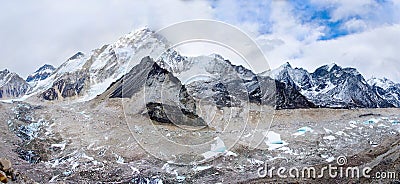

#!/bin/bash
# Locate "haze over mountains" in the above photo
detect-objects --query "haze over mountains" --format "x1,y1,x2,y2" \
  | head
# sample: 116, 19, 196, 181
1, 28, 399, 109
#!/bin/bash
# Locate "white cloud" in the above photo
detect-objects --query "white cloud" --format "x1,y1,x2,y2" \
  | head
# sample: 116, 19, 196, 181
255, 1, 325, 70
0, 0, 213, 78
288, 24, 400, 82
253, 0, 400, 82
1, 0, 399, 84
309, 0, 378, 21
342, 18, 367, 32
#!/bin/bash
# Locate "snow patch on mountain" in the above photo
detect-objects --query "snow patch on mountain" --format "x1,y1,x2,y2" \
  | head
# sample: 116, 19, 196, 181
26, 64, 55, 84
56, 52, 87, 74
265, 62, 395, 108
368, 77, 400, 107
24, 27, 170, 102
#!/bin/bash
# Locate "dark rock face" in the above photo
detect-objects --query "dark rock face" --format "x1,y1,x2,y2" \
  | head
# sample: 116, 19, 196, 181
109, 57, 206, 126
109, 57, 157, 98
146, 102, 206, 127
369, 78, 400, 107
42, 88, 58, 100
212, 82, 233, 108
158, 51, 314, 109
274, 80, 315, 109
257, 76, 314, 109
310, 65, 393, 108
42, 72, 88, 100
270, 63, 395, 108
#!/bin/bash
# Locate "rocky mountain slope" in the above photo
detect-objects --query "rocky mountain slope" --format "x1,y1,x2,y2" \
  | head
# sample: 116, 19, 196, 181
263, 62, 397, 108
26, 64, 55, 84
105, 56, 206, 127
157, 50, 314, 109
368, 77, 400, 107
0, 69, 30, 99
0, 27, 400, 183
1, 27, 400, 110
31, 27, 169, 102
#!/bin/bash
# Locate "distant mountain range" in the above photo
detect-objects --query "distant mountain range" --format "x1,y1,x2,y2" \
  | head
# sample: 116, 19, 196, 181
1, 28, 399, 109
261, 62, 398, 108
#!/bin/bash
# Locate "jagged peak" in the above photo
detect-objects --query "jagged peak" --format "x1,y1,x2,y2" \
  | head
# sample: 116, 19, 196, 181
125, 26, 153, 37
281, 62, 292, 68
26, 64, 56, 83
208, 53, 225, 60
327, 63, 338, 70
68, 52, 85, 61
318, 63, 339, 72
0, 69, 20, 78
0, 69, 10, 74
116, 26, 155, 44
35, 64, 55, 72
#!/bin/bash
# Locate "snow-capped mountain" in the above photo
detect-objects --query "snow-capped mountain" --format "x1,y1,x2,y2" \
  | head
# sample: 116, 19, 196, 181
103, 56, 206, 126
264, 63, 395, 108
158, 50, 314, 109
368, 77, 400, 107
4, 27, 397, 110
26, 64, 55, 84
264, 62, 313, 91
31, 27, 170, 101
0, 69, 30, 99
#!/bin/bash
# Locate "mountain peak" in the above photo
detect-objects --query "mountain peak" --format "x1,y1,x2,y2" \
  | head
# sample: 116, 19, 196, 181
26, 64, 56, 83
68, 52, 85, 61
320, 63, 340, 71
0, 69, 10, 74
281, 62, 292, 68
114, 27, 156, 48
35, 64, 55, 73
209, 53, 225, 60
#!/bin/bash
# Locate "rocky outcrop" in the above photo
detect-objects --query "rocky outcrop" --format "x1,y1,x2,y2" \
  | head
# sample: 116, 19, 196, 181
108, 56, 206, 127
42, 72, 88, 100
0, 157, 17, 183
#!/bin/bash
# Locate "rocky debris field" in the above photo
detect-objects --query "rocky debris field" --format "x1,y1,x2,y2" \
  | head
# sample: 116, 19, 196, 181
0, 100, 399, 183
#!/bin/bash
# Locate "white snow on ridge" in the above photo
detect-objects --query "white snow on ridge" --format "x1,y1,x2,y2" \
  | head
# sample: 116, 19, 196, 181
368, 77, 394, 90
57, 57, 87, 74
78, 78, 116, 102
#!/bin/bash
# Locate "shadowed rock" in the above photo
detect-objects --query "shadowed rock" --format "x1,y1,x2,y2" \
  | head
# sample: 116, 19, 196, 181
109, 56, 206, 127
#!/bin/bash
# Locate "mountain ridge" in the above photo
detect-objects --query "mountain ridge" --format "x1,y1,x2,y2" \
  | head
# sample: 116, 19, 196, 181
1, 27, 399, 109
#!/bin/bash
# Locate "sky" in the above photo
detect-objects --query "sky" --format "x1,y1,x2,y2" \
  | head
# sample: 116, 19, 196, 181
0, 0, 399, 82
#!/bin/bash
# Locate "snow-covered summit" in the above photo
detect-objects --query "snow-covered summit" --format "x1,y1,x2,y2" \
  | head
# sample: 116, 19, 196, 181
26, 64, 55, 83
264, 62, 394, 108
36, 27, 169, 101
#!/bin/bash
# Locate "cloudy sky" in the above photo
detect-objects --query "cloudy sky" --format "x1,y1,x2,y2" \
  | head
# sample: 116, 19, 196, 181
1, 0, 400, 82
